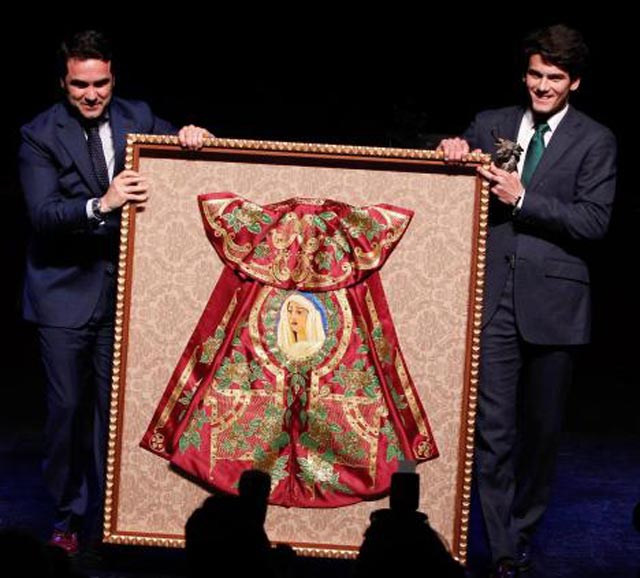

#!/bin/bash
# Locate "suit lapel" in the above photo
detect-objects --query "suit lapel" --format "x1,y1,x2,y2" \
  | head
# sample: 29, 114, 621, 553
110, 99, 138, 173
56, 105, 102, 197
527, 106, 580, 189
504, 107, 524, 142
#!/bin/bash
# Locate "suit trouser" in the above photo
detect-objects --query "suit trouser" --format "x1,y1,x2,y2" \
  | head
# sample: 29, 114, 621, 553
38, 271, 115, 538
476, 269, 574, 561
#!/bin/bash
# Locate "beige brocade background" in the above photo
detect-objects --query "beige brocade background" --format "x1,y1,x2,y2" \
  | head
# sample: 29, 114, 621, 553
115, 154, 477, 553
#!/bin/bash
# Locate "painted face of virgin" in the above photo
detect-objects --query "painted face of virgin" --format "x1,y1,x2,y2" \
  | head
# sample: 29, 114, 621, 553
61, 58, 114, 120
524, 54, 580, 119
287, 302, 309, 340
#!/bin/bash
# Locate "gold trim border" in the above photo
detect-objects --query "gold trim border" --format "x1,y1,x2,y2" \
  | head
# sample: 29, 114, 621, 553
453, 159, 490, 563
104, 532, 358, 559
104, 135, 490, 563
125, 133, 490, 163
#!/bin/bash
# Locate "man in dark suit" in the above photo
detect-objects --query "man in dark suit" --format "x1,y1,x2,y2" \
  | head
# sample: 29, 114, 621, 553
438, 25, 616, 577
19, 30, 210, 555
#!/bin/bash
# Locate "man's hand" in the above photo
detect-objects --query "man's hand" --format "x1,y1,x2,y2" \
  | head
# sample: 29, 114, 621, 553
100, 169, 149, 212
437, 137, 481, 162
478, 163, 524, 206
178, 124, 212, 150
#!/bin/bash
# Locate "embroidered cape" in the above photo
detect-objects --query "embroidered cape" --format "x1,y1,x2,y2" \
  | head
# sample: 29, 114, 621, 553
140, 193, 438, 507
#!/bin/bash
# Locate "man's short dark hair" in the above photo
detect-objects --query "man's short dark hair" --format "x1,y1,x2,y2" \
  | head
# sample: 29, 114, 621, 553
523, 24, 589, 79
57, 30, 113, 79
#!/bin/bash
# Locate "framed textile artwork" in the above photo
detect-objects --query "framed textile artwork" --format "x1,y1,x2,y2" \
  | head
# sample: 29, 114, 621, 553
103, 136, 489, 563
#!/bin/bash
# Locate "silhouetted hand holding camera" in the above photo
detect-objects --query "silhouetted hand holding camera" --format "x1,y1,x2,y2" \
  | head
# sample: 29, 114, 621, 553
185, 469, 296, 578
355, 469, 465, 578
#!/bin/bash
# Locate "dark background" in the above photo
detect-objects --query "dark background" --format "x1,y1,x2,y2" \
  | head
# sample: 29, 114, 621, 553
1, 11, 637, 437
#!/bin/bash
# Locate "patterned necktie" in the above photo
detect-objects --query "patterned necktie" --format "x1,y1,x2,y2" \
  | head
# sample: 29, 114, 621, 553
85, 121, 110, 193
521, 121, 550, 188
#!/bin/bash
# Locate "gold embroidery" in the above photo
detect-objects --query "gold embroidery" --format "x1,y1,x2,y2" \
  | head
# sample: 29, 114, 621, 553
224, 202, 269, 232
394, 353, 430, 438
364, 288, 392, 363
208, 200, 412, 287
200, 292, 238, 364
202, 199, 254, 262
148, 431, 165, 453
314, 290, 353, 377
300, 454, 338, 483
151, 290, 239, 446
343, 369, 373, 395
376, 206, 411, 249
354, 244, 382, 270
205, 389, 255, 432
344, 398, 386, 481
270, 212, 350, 287
353, 208, 410, 270
248, 287, 285, 393
341, 209, 384, 239
342, 397, 383, 440
415, 439, 436, 459
153, 350, 199, 433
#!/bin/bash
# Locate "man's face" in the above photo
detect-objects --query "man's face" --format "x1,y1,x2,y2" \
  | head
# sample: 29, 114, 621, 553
524, 54, 580, 118
61, 58, 114, 120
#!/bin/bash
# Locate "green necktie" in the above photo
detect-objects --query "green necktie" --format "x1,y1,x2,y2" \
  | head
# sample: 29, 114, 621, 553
521, 122, 550, 188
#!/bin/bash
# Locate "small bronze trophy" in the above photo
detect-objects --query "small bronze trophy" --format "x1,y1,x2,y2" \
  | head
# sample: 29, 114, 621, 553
491, 130, 523, 173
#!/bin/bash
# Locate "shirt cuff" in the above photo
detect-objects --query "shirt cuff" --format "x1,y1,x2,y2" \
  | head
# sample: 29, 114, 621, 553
86, 198, 105, 224
512, 189, 526, 216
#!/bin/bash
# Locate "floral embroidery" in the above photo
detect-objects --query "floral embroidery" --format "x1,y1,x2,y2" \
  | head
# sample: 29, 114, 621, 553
140, 194, 438, 507
222, 203, 272, 233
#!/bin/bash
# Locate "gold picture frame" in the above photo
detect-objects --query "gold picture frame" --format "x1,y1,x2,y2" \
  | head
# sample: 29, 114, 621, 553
103, 135, 489, 563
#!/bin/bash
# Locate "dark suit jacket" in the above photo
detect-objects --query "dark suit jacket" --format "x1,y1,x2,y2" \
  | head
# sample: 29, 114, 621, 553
464, 106, 617, 345
20, 97, 176, 328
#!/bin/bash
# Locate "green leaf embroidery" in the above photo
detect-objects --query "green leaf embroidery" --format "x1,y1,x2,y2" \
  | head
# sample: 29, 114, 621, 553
179, 429, 201, 453
315, 251, 332, 271
253, 243, 271, 258
271, 431, 290, 451
391, 389, 408, 410
312, 215, 327, 232
300, 432, 320, 451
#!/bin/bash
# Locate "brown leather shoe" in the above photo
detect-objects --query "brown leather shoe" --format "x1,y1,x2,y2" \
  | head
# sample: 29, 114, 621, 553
48, 530, 79, 555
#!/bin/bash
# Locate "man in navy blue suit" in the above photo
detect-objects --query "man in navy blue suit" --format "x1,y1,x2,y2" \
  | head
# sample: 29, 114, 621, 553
439, 25, 616, 577
19, 30, 210, 555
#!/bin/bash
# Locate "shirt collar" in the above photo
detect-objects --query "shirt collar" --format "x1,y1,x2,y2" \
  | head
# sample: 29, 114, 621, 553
524, 104, 569, 133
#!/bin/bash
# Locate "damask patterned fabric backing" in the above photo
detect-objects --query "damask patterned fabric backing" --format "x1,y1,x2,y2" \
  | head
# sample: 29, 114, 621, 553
116, 158, 477, 553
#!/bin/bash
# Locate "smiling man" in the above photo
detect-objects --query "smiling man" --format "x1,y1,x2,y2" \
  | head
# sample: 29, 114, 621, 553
63, 58, 114, 119
19, 30, 210, 557
438, 25, 616, 578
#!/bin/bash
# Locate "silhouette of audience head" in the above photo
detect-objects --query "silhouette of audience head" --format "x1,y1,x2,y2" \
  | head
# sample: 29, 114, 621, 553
185, 469, 295, 578
354, 471, 465, 578
185, 468, 464, 577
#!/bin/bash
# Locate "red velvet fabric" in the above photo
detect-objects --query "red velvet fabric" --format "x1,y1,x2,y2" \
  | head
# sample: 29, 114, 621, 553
140, 193, 438, 507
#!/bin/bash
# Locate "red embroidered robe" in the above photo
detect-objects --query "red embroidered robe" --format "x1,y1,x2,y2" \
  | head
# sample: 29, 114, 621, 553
140, 193, 438, 507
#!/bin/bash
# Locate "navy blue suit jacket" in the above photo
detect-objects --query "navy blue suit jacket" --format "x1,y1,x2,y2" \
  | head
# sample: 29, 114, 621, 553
20, 97, 176, 328
464, 106, 617, 345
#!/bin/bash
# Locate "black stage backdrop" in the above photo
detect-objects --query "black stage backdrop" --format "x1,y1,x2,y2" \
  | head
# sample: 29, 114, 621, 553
1, 11, 637, 438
